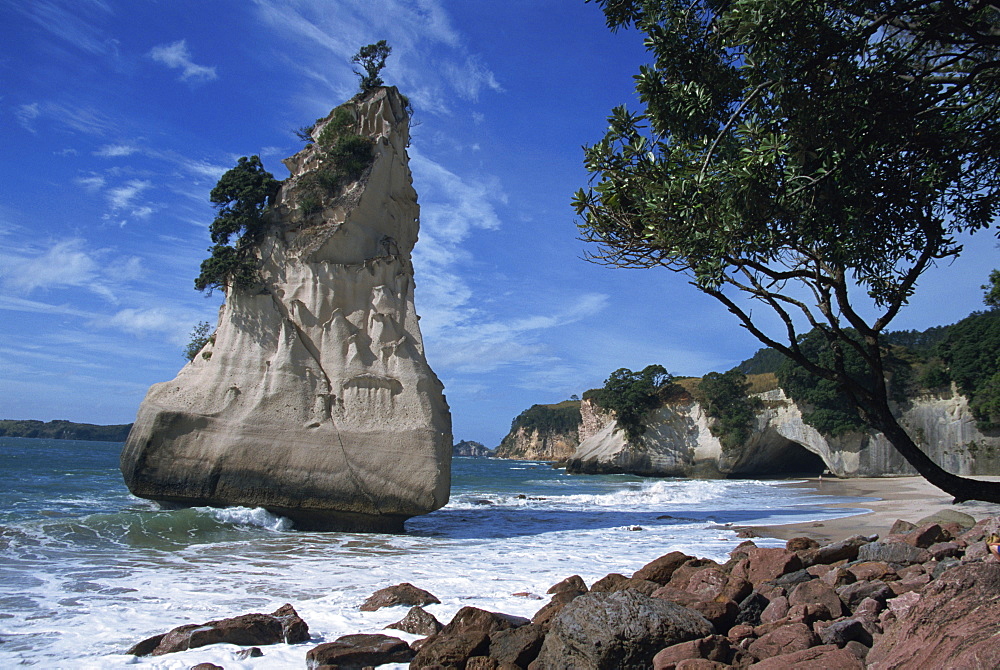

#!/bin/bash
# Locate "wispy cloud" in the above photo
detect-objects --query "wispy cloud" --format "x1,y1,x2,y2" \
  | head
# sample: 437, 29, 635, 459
251, 0, 501, 114
94, 143, 139, 157
149, 39, 218, 82
106, 179, 151, 212
10, 0, 117, 57
0, 238, 140, 304
15, 103, 40, 132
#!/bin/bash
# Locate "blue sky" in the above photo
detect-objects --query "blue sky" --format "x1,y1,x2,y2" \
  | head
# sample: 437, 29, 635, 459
1, 0, 997, 448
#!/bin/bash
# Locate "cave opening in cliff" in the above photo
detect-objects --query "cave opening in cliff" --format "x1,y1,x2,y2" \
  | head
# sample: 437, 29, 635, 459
734, 435, 829, 477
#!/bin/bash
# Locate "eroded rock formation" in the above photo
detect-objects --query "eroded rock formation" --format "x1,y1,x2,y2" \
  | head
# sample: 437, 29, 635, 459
566, 390, 1000, 479
121, 87, 451, 531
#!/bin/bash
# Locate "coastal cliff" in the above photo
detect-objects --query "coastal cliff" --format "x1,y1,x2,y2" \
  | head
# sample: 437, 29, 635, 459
494, 401, 581, 461
120, 87, 452, 531
567, 388, 1000, 478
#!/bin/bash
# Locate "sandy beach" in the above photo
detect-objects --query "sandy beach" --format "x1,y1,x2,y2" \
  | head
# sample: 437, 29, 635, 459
735, 475, 1000, 544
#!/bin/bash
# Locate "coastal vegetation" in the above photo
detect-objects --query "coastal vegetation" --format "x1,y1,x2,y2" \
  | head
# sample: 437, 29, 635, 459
575, 0, 1000, 502
0, 419, 131, 442
584, 365, 679, 440
505, 400, 582, 437
183, 321, 213, 362
194, 155, 280, 294
695, 370, 761, 452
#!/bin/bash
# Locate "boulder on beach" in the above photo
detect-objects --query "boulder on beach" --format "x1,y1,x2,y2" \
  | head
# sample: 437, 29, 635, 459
119, 86, 451, 532
126, 603, 309, 656
360, 582, 440, 611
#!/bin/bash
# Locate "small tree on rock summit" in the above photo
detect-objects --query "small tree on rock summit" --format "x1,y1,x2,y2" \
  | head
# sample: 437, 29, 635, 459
352, 41, 392, 92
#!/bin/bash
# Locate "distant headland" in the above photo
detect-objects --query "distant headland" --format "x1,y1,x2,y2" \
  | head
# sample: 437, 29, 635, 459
0, 419, 132, 442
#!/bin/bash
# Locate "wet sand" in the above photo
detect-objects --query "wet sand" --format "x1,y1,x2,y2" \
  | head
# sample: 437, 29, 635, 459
733, 475, 1000, 545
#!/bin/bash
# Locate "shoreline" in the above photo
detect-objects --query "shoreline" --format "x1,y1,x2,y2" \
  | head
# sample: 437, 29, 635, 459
733, 475, 1000, 544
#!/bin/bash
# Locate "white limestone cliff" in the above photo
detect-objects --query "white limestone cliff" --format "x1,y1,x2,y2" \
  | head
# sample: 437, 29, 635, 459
120, 88, 451, 531
567, 389, 1000, 479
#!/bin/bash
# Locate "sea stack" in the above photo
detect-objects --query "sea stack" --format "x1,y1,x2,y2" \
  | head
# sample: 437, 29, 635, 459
121, 87, 452, 531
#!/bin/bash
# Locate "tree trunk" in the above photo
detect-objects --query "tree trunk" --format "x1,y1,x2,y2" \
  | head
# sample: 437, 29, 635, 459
867, 399, 1000, 504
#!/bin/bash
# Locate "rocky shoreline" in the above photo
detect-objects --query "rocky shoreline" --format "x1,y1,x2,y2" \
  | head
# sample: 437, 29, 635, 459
128, 508, 1000, 668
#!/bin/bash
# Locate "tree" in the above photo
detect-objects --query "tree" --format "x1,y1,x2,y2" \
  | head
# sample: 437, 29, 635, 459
576, 1, 1000, 501
586, 365, 676, 440
352, 40, 392, 92
984, 268, 1000, 309
697, 370, 761, 451
195, 155, 280, 294
183, 321, 212, 361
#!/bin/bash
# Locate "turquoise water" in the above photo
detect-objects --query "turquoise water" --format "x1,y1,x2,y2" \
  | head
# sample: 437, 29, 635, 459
0, 437, 871, 668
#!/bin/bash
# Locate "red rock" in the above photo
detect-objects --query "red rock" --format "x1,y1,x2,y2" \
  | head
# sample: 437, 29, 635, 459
651, 585, 702, 607
271, 603, 310, 643
854, 596, 884, 619
652, 635, 732, 669
306, 633, 413, 668
811, 535, 870, 565
786, 602, 834, 626
868, 563, 1000, 669
546, 574, 586, 594
759, 595, 789, 624
441, 607, 528, 636
410, 631, 490, 669
836, 580, 894, 611
675, 661, 729, 669
385, 605, 443, 636
689, 599, 739, 634
902, 522, 949, 548
889, 519, 916, 534
748, 643, 864, 669
488, 623, 545, 667
681, 567, 751, 604
786, 537, 819, 552
927, 540, 962, 560
745, 548, 803, 584
820, 566, 856, 589
727, 624, 755, 644
590, 573, 630, 592
359, 582, 440, 611
888, 574, 930, 596
885, 590, 921, 617
634, 551, 695, 585
848, 561, 894, 582
789, 579, 843, 618
667, 559, 722, 591
531, 589, 583, 630
747, 622, 818, 660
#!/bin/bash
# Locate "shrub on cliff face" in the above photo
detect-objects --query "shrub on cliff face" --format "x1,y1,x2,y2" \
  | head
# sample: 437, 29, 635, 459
299, 103, 375, 208
195, 155, 279, 294
508, 401, 582, 436
586, 365, 677, 441
696, 370, 761, 452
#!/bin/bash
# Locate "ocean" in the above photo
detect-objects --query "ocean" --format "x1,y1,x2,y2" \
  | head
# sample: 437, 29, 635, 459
0, 437, 872, 668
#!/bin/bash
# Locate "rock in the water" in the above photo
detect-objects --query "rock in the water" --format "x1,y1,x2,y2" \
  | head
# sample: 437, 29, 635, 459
128, 604, 307, 656
532, 590, 714, 669
360, 582, 440, 611
119, 86, 451, 532
385, 605, 442, 636
306, 633, 413, 669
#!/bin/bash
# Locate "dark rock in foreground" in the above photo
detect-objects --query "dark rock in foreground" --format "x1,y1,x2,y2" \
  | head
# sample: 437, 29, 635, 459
126, 603, 308, 656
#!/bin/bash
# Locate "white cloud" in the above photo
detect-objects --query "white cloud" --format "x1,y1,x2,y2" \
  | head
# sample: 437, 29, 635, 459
75, 174, 106, 192
107, 179, 151, 211
94, 143, 139, 157
443, 55, 504, 102
0, 238, 141, 304
106, 307, 201, 344
15, 103, 40, 132
149, 39, 218, 82
251, 0, 500, 115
